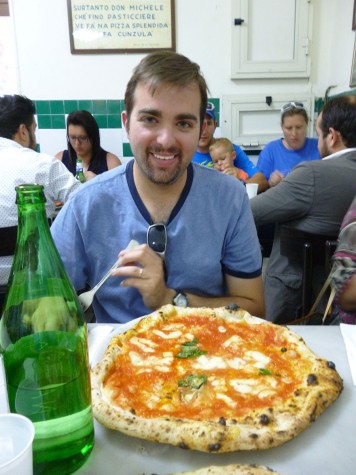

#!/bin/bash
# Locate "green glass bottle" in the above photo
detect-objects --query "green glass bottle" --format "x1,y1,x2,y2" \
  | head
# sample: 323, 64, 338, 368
0, 184, 94, 474
75, 160, 86, 183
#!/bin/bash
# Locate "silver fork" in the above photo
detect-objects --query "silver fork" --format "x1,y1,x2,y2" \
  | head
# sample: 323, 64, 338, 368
78, 239, 139, 311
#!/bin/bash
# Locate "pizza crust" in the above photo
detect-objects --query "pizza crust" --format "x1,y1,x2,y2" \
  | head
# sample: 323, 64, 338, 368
91, 305, 343, 453
173, 464, 282, 475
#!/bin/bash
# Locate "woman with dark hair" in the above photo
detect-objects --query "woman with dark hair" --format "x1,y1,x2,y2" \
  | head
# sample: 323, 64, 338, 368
56, 110, 121, 181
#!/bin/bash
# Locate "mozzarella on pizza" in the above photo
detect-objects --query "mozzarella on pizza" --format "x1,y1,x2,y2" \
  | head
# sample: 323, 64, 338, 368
91, 305, 343, 453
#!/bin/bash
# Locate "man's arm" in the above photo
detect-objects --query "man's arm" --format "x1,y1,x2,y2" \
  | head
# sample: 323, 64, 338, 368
178, 274, 265, 318
115, 245, 265, 319
233, 145, 258, 177
250, 163, 314, 227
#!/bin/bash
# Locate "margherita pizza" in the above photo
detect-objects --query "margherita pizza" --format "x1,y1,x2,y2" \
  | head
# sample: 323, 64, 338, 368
91, 305, 343, 453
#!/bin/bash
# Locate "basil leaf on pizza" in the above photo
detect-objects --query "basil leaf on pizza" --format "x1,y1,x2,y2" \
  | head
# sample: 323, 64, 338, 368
175, 338, 207, 358
91, 305, 343, 453
258, 368, 273, 375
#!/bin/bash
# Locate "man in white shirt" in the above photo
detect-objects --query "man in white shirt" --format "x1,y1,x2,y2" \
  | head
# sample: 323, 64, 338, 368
0, 95, 80, 303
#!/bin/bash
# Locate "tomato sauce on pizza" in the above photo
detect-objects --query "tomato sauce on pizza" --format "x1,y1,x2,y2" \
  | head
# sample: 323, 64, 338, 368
104, 314, 310, 419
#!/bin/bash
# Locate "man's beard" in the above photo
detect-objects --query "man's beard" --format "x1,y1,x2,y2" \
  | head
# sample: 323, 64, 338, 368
136, 151, 183, 186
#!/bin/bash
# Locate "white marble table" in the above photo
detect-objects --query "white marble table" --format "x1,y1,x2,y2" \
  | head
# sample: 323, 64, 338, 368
78, 325, 355, 475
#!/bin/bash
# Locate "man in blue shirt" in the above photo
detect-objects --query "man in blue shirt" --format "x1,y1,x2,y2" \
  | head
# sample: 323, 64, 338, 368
51, 52, 264, 323
192, 104, 268, 192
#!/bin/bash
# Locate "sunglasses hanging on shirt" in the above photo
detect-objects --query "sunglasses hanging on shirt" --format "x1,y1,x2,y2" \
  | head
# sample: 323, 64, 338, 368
147, 223, 167, 260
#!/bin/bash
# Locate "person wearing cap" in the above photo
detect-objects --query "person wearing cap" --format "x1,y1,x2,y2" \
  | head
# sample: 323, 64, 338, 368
192, 102, 268, 192
256, 101, 320, 188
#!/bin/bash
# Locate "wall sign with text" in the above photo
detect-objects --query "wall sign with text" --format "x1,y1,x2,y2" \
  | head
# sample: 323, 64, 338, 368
67, 0, 175, 54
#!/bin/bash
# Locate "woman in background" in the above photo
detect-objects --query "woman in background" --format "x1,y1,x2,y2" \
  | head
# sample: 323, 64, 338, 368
56, 110, 121, 181
257, 101, 320, 188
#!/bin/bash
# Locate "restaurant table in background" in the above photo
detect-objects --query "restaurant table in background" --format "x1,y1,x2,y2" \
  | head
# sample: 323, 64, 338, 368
79, 325, 355, 475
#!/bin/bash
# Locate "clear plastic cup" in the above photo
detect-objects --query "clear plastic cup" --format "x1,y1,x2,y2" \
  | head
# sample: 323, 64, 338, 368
0, 413, 35, 475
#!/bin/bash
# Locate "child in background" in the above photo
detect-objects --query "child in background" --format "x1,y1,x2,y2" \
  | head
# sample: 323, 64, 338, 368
210, 138, 249, 181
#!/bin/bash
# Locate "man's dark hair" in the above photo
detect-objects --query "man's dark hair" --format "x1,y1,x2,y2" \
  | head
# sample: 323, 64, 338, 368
0, 95, 36, 139
124, 51, 209, 132
320, 95, 356, 147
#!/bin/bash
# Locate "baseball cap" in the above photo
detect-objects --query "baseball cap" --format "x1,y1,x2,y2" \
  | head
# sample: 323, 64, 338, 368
206, 102, 216, 120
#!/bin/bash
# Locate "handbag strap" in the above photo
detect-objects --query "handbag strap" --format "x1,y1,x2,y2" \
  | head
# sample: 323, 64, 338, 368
322, 286, 336, 323
288, 270, 335, 325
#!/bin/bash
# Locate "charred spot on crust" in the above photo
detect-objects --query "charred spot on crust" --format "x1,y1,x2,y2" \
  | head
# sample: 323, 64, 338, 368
178, 442, 189, 450
208, 443, 222, 452
327, 361, 336, 370
129, 408, 136, 415
249, 433, 258, 439
230, 419, 237, 424
281, 347, 287, 352
218, 417, 226, 426
307, 374, 318, 386
225, 303, 240, 311
260, 414, 270, 425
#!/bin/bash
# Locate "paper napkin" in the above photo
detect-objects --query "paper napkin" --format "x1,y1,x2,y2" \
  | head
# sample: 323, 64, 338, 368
340, 323, 356, 386
88, 325, 114, 367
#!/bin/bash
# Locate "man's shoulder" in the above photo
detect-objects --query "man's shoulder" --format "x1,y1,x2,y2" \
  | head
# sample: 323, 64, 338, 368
309, 149, 356, 166
0, 141, 55, 165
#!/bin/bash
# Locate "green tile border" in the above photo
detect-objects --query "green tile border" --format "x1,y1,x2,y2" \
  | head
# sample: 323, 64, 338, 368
64, 100, 79, 114
108, 114, 121, 128
35, 100, 50, 114
78, 100, 93, 112
50, 100, 64, 114
35, 98, 221, 130
93, 114, 108, 128
107, 100, 121, 114
123, 143, 133, 157
37, 114, 52, 128
51, 115, 66, 129
93, 100, 107, 114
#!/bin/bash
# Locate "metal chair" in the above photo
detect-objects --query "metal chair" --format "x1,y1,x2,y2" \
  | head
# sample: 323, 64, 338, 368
280, 225, 338, 316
